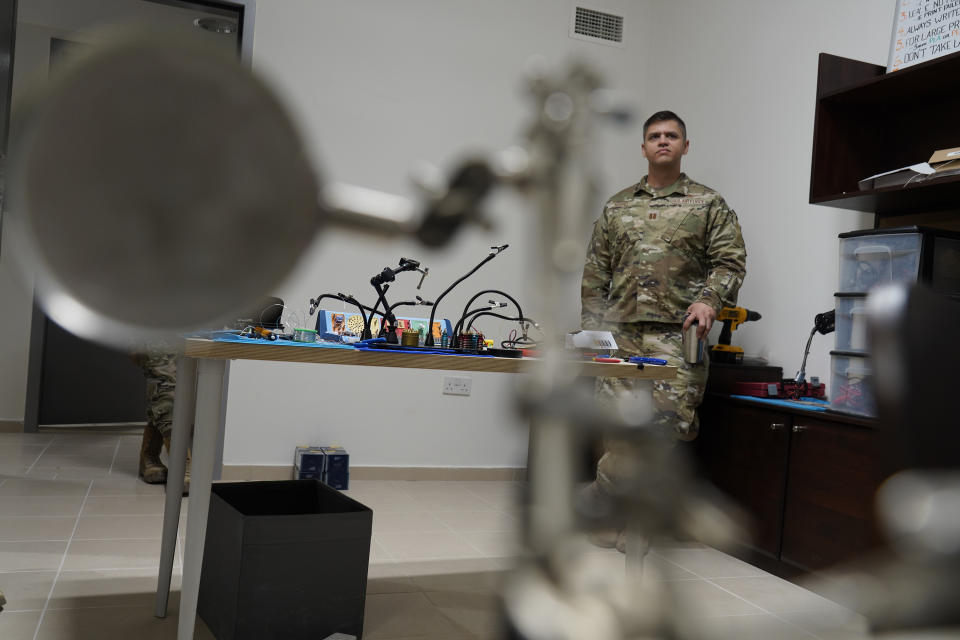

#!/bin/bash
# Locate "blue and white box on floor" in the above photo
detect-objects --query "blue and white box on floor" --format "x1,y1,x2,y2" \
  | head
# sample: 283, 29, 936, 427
295, 445, 349, 490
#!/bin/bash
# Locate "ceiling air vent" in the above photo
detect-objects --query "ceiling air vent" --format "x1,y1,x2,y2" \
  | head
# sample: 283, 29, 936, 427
570, 5, 624, 47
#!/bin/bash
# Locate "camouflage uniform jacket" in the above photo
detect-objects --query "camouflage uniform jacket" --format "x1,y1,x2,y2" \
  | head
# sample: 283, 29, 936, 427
581, 174, 746, 327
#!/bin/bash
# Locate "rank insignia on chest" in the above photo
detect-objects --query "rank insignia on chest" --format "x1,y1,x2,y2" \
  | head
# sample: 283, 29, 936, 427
649, 212, 657, 220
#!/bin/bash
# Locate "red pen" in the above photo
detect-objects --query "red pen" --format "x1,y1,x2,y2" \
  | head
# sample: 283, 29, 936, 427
593, 357, 623, 363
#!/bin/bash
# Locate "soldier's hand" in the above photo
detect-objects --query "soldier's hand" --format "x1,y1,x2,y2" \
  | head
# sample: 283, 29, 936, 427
684, 302, 716, 340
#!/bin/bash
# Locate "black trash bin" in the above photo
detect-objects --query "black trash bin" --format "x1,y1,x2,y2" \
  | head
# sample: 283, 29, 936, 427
198, 479, 372, 639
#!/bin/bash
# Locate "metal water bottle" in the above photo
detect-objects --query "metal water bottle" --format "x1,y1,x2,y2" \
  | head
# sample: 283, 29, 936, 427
682, 316, 704, 365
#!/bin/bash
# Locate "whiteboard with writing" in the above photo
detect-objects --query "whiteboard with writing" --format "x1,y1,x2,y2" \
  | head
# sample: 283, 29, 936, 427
888, 0, 960, 71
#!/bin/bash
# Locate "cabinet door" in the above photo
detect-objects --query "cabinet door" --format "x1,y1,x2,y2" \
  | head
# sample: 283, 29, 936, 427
696, 399, 790, 558
781, 417, 887, 571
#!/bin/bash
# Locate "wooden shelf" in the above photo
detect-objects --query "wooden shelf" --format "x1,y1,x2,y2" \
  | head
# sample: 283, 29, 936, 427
810, 52, 960, 216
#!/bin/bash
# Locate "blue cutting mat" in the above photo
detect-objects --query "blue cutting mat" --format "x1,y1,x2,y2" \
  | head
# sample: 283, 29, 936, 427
729, 395, 829, 411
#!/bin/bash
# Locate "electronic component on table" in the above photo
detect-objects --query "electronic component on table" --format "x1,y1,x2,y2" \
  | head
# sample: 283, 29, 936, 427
565, 330, 618, 351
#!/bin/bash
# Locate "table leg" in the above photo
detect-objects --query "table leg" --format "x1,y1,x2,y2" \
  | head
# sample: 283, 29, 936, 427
178, 358, 227, 640
155, 356, 197, 618
624, 526, 649, 588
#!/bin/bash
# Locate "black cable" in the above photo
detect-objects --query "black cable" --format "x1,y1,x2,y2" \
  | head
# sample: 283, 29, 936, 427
460, 289, 524, 326
502, 335, 538, 349
466, 312, 537, 334
310, 294, 369, 335
424, 245, 508, 346
453, 305, 500, 338
369, 258, 426, 342
309, 293, 383, 339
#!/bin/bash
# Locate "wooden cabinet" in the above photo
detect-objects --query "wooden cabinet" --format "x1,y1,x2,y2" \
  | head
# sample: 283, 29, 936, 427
695, 397, 789, 559
695, 395, 889, 573
810, 51, 960, 218
780, 415, 886, 570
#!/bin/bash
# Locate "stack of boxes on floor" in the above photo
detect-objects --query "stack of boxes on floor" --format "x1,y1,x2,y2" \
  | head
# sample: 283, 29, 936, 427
832, 226, 960, 416
294, 445, 350, 489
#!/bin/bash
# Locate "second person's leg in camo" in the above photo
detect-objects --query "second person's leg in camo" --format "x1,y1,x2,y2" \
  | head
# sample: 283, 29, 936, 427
140, 352, 191, 493
590, 322, 708, 554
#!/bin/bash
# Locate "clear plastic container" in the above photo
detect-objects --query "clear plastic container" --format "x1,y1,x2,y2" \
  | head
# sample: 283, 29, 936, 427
838, 232, 922, 292
834, 293, 869, 353
829, 351, 874, 417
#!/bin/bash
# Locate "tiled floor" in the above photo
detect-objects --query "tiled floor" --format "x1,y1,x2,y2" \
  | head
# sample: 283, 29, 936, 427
0, 431, 872, 639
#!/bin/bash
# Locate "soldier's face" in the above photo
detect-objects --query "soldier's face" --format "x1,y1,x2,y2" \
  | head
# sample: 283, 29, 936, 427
641, 120, 689, 170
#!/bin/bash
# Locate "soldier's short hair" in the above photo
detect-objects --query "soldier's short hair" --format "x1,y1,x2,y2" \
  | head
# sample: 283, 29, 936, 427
643, 110, 687, 140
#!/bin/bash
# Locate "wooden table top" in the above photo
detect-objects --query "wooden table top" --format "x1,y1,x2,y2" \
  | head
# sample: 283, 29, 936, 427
183, 338, 676, 379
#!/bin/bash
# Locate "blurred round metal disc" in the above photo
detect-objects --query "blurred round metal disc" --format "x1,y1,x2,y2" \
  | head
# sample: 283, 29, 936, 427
8, 34, 319, 347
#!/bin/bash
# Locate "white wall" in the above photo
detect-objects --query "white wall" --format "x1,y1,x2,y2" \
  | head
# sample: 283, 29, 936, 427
641, 0, 891, 384
220, 0, 651, 467
0, 0, 903, 466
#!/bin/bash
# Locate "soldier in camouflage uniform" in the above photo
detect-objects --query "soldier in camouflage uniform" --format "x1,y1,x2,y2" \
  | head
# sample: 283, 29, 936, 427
581, 110, 746, 551
135, 351, 190, 491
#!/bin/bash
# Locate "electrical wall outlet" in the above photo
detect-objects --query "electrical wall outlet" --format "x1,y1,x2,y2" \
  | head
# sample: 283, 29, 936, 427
442, 375, 472, 396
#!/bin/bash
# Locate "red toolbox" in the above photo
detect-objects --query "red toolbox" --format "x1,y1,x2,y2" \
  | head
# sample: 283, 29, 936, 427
733, 381, 783, 398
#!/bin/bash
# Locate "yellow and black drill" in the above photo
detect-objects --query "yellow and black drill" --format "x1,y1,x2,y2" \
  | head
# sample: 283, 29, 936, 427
710, 306, 761, 364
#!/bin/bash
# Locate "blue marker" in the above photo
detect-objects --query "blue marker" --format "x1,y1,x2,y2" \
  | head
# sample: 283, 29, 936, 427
629, 356, 668, 366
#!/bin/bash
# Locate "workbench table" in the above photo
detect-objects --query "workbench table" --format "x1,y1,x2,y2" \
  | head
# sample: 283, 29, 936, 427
155, 337, 676, 640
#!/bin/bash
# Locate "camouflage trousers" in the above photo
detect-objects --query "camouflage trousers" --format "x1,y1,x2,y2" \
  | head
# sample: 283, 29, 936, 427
139, 352, 177, 439
594, 321, 708, 494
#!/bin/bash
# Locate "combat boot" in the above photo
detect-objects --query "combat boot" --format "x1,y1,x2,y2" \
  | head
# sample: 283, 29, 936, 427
138, 423, 167, 484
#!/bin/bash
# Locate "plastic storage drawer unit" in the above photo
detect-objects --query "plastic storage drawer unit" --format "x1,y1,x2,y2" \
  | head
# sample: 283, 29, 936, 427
838, 226, 960, 294
829, 350, 874, 417
838, 232, 921, 292
834, 292, 869, 353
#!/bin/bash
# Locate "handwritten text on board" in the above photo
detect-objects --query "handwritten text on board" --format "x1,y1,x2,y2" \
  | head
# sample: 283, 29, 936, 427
889, 0, 960, 72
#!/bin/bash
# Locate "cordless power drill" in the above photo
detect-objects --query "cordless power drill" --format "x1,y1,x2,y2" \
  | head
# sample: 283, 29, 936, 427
710, 306, 761, 364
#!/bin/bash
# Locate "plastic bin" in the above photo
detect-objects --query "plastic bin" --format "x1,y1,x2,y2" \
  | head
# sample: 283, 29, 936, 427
838, 226, 960, 294
834, 293, 869, 353
829, 351, 874, 417
838, 232, 922, 292
198, 480, 372, 640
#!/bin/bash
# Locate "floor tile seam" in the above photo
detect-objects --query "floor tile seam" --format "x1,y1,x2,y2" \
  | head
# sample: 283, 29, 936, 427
457, 529, 499, 560
0, 569, 59, 575
23, 440, 56, 476
108, 438, 123, 476
0, 537, 72, 543
463, 487, 509, 509
32, 478, 96, 640
0, 605, 46, 613
649, 552, 776, 615
41, 602, 173, 613
431, 513, 515, 534
700, 611, 789, 619
57, 563, 184, 572
764, 611, 825, 639
371, 535, 401, 563
430, 515, 507, 556
762, 605, 859, 640
70, 536, 168, 542
0, 514, 83, 519
646, 550, 768, 579
700, 576, 776, 615
79, 512, 167, 518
